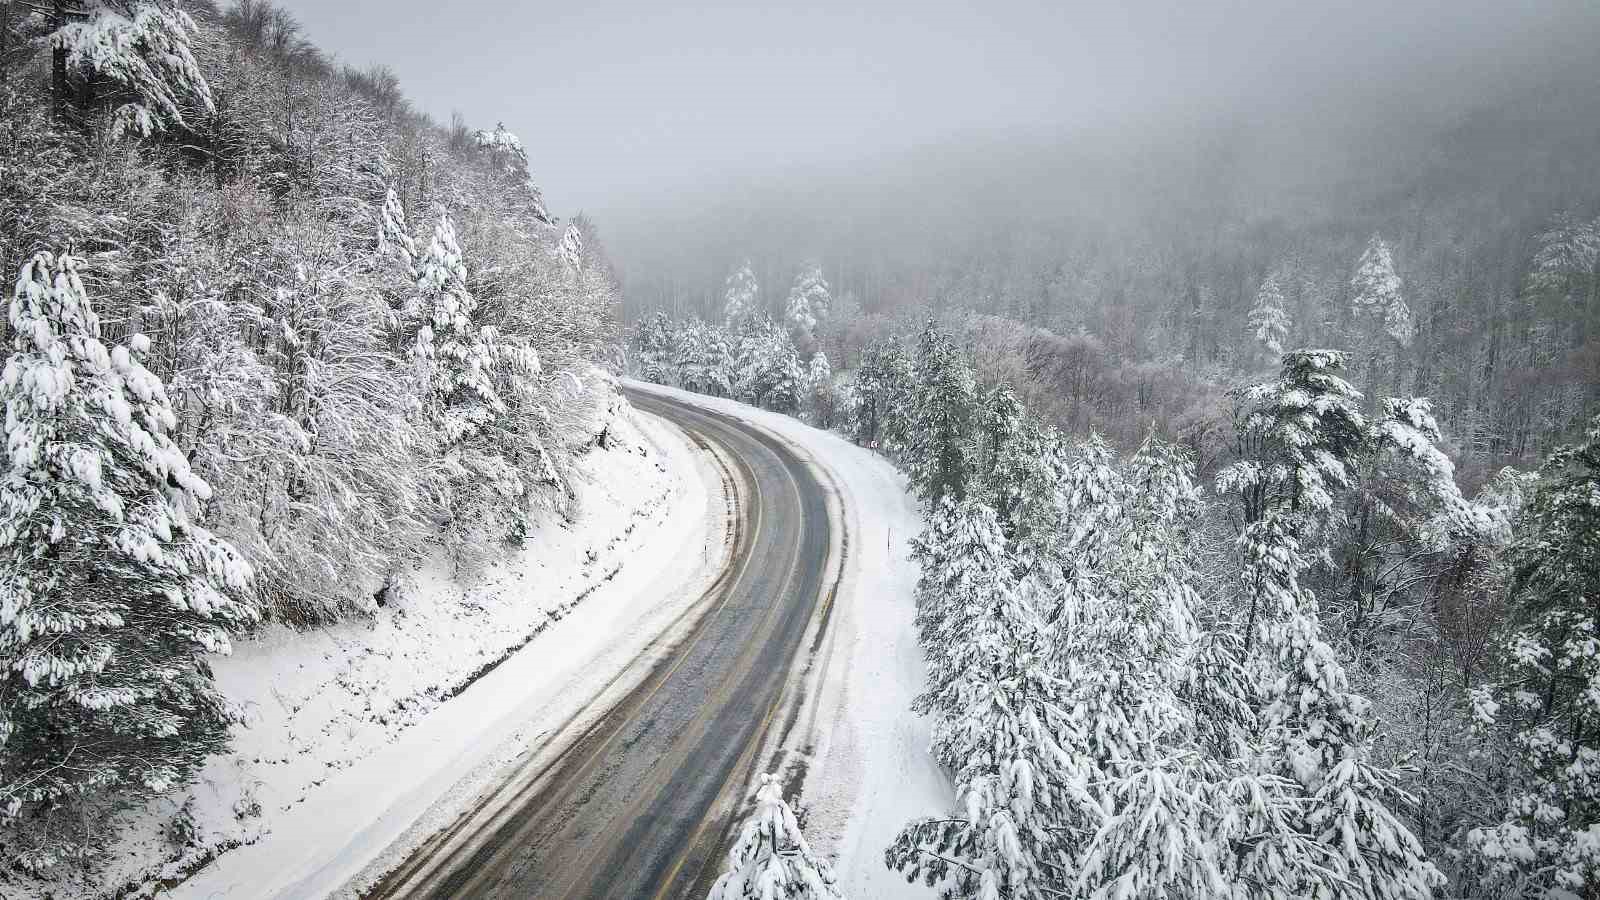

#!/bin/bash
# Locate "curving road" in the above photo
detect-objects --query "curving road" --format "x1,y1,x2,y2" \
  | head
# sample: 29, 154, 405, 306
365, 387, 834, 900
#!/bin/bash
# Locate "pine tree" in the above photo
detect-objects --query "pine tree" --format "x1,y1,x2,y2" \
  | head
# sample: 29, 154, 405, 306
804, 350, 834, 426
891, 496, 1070, 900
633, 311, 679, 385
847, 338, 911, 450
724, 261, 759, 330
785, 264, 830, 356
413, 214, 505, 448
472, 121, 550, 223
903, 320, 974, 505
49, 0, 215, 137
0, 253, 257, 872
1467, 416, 1600, 895
1351, 234, 1414, 349
1247, 269, 1292, 363
709, 773, 846, 900
735, 316, 804, 413
1057, 441, 1244, 899
1217, 349, 1443, 899
1350, 235, 1415, 393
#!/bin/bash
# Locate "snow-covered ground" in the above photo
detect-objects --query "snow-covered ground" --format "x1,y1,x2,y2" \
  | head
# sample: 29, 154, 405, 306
627, 383, 954, 899
62, 397, 732, 900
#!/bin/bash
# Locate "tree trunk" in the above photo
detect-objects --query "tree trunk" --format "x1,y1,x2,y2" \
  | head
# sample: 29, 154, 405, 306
1, 1, 11, 94
51, 0, 68, 124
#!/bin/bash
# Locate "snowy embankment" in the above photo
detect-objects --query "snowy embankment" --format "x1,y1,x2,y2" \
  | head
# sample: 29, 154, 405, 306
627, 383, 954, 900
77, 396, 731, 900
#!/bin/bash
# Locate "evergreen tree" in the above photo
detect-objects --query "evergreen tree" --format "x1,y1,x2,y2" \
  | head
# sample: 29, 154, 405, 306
804, 350, 835, 426
0, 253, 257, 872
1247, 269, 1291, 363
724, 261, 759, 330
1350, 235, 1415, 392
1217, 349, 1443, 899
785, 264, 830, 356
413, 214, 505, 447
633, 311, 679, 386
735, 316, 804, 413
709, 773, 845, 900
847, 338, 910, 450
891, 496, 1070, 900
903, 320, 974, 505
676, 319, 735, 397
1467, 416, 1600, 895
50, 0, 214, 137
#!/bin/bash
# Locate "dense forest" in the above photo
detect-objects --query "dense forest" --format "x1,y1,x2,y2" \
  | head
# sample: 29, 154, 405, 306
617, 43, 1600, 483
629, 46, 1600, 888
0, 0, 618, 880
637, 301, 1600, 897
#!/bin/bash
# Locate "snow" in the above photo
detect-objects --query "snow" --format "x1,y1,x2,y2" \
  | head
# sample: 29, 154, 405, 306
626, 382, 954, 900
70, 398, 731, 899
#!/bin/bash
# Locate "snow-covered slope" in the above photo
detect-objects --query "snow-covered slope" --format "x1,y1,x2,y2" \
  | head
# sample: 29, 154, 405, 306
69, 398, 731, 899
626, 383, 954, 900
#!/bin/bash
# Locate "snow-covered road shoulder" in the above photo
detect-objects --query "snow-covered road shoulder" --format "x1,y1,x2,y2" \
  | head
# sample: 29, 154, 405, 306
107, 398, 733, 900
624, 382, 953, 900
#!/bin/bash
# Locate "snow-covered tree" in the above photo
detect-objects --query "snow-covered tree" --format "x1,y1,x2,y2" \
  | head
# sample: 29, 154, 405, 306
472, 121, 550, 222
1247, 269, 1291, 362
734, 316, 804, 413
1352, 234, 1414, 347
903, 321, 975, 505
891, 496, 1070, 900
411, 214, 543, 562
1216, 349, 1444, 899
675, 318, 735, 397
785, 264, 830, 356
1467, 416, 1600, 896
1053, 441, 1248, 899
414, 214, 505, 447
558, 222, 585, 274
632, 311, 679, 385
1526, 211, 1600, 296
0, 253, 257, 871
709, 773, 845, 900
847, 337, 911, 450
724, 261, 758, 330
52, 0, 215, 137
804, 349, 835, 426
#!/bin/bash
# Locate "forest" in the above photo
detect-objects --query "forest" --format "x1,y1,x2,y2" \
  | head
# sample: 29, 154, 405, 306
1, 0, 1597, 897
0, 0, 619, 879
629, 118, 1600, 894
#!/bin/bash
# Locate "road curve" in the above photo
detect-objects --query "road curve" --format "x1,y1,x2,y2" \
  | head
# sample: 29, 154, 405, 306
365, 387, 834, 900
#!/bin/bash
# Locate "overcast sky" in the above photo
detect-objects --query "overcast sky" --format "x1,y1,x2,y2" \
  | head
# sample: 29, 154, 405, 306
278, 0, 1593, 217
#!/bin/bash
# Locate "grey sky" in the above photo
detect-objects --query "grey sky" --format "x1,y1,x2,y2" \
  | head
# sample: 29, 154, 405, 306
278, 0, 1592, 217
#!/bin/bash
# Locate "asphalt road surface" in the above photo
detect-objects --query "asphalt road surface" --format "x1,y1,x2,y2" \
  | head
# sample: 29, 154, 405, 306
366, 387, 833, 900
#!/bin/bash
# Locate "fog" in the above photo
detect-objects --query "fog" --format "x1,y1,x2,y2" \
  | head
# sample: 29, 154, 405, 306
277, 0, 1592, 214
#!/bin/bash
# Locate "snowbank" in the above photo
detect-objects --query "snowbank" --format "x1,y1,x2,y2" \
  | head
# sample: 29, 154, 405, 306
63, 396, 730, 899
626, 382, 953, 900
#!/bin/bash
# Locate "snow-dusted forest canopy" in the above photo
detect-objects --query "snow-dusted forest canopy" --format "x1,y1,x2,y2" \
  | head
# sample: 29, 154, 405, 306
0, 0, 619, 876
615, 35, 1600, 481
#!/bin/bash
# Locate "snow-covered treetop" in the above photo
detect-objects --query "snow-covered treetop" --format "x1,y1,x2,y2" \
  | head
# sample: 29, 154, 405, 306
708, 773, 844, 900
55, 1, 216, 137
474, 121, 526, 160
471, 121, 550, 222
1218, 349, 1367, 523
